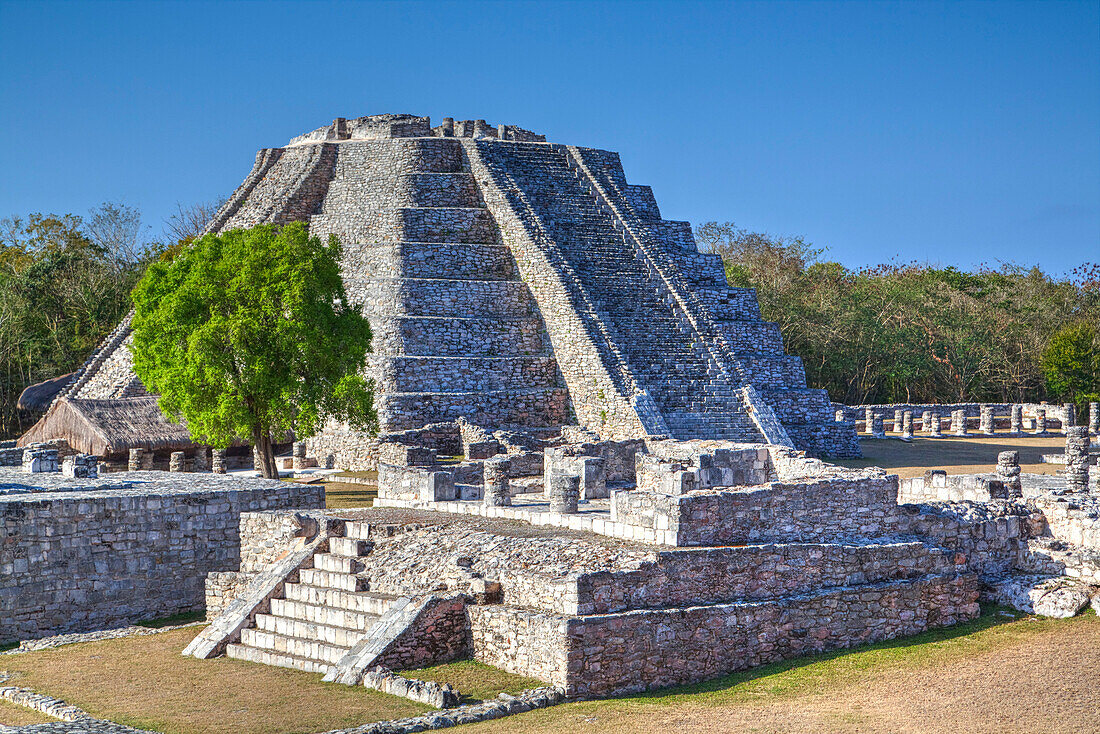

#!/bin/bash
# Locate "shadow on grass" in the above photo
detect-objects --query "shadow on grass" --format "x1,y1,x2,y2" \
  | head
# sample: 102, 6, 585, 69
622, 605, 1026, 703
135, 610, 206, 629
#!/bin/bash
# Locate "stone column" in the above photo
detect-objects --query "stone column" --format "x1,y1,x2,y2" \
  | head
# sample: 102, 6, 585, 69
128, 448, 145, 472
292, 441, 308, 471
1010, 404, 1023, 435
894, 409, 905, 434
995, 450, 1022, 498
169, 451, 186, 472
1065, 427, 1090, 493
1034, 408, 1047, 435
1063, 403, 1076, 432
193, 447, 208, 472
549, 474, 580, 514
483, 456, 512, 507
979, 406, 995, 435
929, 410, 942, 438
870, 412, 885, 439
952, 410, 968, 436
1090, 402, 1100, 435
864, 407, 874, 434
901, 411, 914, 441
921, 410, 933, 434
211, 449, 227, 474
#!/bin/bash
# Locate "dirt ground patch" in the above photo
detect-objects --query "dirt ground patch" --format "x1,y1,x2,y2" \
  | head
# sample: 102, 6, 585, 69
0, 697, 55, 726
834, 435, 1069, 478
463, 610, 1100, 734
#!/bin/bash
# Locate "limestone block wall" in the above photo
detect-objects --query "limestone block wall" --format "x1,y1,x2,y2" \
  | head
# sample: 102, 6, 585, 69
898, 503, 1027, 576
560, 573, 978, 698
612, 473, 902, 547
0, 479, 324, 642
503, 541, 957, 616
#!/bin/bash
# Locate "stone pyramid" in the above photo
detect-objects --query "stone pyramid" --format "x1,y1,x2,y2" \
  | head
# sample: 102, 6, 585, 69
35, 114, 860, 457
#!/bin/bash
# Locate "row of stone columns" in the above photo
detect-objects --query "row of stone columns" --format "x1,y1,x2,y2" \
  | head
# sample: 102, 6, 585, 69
862, 402, 1100, 437
129, 447, 228, 473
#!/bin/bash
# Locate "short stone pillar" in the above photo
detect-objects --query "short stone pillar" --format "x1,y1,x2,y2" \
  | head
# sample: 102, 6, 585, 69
1063, 403, 1076, 432
192, 447, 208, 473
169, 451, 187, 472
440, 117, 455, 136
1065, 427, 1091, 493
928, 410, 942, 437
870, 412, 885, 438
1010, 404, 1023, 435
483, 456, 512, 507
62, 454, 98, 479
979, 406, 995, 435
22, 445, 58, 473
901, 411, 914, 441
292, 441, 308, 470
893, 409, 905, 434
549, 474, 580, 514
128, 448, 145, 472
1034, 408, 1047, 435
211, 448, 227, 474
921, 410, 933, 434
995, 450, 1022, 498
864, 407, 874, 434
951, 410, 968, 436
1090, 402, 1100, 435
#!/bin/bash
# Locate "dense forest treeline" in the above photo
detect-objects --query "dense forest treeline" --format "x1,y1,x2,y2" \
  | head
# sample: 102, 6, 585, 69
695, 221, 1100, 410
0, 207, 1095, 439
0, 202, 220, 437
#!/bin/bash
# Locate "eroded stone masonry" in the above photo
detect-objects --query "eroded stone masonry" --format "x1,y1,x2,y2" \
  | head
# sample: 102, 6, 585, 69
24, 113, 859, 461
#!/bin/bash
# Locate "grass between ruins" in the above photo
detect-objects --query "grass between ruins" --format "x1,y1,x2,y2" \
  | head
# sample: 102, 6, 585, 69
835, 434, 1068, 478
1, 608, 1097, 733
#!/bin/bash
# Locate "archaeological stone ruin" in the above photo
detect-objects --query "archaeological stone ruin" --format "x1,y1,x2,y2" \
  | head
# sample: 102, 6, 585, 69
4, 115, 1100, 720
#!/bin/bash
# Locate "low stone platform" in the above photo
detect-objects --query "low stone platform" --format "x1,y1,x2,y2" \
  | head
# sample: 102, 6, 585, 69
0, 469, 324, 643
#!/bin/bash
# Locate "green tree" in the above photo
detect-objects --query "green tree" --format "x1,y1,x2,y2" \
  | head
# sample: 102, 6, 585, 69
130, 222, 376, 478
1041, 321, 1100, 412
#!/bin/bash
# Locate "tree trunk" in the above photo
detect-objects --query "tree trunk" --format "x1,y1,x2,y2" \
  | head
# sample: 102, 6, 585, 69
252, 426, 279, 479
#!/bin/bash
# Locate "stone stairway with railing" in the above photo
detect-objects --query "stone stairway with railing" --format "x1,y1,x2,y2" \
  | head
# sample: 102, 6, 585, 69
225, 527, 403, 674
307, 138, 569, 431
469, 139, 857, 455
471, 141, 769, 443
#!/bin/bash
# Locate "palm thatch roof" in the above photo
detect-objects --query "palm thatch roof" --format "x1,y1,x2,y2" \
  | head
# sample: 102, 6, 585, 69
19, 396, 193, 457
17, 373, 75, 413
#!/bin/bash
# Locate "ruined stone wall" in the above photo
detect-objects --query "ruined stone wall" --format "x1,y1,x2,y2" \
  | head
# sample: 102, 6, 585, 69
0, 478, 324, 642
612, 473, 902, 547
561, 573, 978, 698
467, 605, 570, 689
898, 502, 1027, 576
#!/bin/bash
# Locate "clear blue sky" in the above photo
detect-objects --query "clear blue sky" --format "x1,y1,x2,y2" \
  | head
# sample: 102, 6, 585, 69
1, 0, 1097, 273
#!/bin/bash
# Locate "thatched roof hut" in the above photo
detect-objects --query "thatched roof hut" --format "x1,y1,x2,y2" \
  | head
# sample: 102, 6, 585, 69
19, 396, 193, 457
17, 373, 75, 413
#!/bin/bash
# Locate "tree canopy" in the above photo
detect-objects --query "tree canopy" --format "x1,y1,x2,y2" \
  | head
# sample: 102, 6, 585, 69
130, 222, 376, 477
696, 221, 1100, 406
1041, 321, 1100, 411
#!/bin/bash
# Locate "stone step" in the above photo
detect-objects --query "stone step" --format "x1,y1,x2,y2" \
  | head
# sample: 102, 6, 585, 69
328, 536, 371, 557
370, 315, 550, 357
353, 277, 535, 319
368, 354, 562, 393
319, 172, 480, 210
254, 612, 369, 648
298, 567, 368, 592
225, 643, 333, 675
312, 207, 497, 244
343, 241, 517, 281
282, 583, 400, 615
378, 387, 570, 432
312, 552, 364, 575
239, 627, 350, 665
270, 597, 381, 631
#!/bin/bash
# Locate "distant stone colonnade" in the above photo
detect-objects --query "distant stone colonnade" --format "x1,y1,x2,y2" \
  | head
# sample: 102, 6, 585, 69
837, 402, 1100, 439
